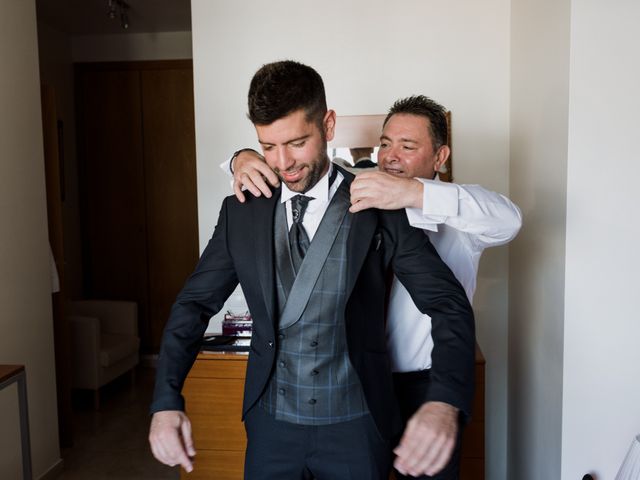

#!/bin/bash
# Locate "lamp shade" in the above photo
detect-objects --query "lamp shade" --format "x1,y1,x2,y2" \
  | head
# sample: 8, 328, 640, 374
615, 434, 640, 480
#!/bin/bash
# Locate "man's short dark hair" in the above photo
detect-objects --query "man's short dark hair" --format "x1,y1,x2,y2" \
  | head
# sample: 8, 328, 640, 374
248, 60, 327, 127
384, 95, 448, 150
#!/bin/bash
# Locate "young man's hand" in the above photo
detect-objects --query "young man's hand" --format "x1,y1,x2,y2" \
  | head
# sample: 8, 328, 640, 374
149, 410, 196, 472
393, 401, 459, 477
232, 150, 279, 202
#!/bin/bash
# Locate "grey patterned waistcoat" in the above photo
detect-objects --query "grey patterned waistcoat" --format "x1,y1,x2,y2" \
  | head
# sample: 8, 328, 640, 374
259, 181, 369, 425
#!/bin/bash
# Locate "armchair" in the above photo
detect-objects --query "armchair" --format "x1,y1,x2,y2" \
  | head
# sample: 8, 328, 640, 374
68, 300, 140, 409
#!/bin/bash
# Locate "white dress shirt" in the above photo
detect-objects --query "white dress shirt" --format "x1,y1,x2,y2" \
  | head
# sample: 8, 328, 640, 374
386, 177, 522, 372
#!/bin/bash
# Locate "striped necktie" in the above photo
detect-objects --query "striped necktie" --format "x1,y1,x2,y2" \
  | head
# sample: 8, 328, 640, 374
288, 167, 338, 274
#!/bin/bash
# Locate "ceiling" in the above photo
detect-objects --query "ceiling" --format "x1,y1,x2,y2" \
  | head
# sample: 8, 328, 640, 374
36, 0, 192, 35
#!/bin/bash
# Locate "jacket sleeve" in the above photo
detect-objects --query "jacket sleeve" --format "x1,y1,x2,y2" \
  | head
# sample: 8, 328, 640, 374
382, 209, 476, 418
150, 198, 239, 414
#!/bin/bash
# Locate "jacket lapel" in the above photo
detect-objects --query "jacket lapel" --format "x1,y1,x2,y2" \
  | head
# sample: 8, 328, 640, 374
278, 179, 350, 330
345, 208, 377, 299
253, 189, 281, 328
334, 165, 379, 299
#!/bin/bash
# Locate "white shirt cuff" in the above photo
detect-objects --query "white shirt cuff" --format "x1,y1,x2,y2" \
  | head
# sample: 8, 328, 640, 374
220, 157, 233, 177
420, 178, 459, 216
404, 178, 459, 231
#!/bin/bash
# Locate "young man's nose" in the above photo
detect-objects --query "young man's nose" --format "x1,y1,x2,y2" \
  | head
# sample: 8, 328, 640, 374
275, 147, 295, 171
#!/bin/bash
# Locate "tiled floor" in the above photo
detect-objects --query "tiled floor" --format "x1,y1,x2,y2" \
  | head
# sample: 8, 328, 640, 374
57, 367, 179, 480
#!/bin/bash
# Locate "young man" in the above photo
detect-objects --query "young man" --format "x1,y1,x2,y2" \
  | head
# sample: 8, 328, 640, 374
149, 62, 475, 480
228, 95, 522, 479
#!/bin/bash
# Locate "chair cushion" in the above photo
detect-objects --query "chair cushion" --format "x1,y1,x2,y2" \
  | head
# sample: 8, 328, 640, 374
100, 333, 139, 367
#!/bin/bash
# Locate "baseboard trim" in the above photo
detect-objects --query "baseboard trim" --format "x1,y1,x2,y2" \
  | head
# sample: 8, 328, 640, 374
38, 458, 64, 480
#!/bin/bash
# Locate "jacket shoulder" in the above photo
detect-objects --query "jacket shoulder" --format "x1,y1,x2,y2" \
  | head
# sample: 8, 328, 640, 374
222, 188, 280, 212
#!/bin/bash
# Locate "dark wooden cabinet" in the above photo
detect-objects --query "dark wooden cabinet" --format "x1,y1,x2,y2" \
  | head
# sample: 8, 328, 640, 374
75, 61, 198, 353
460, 345, 486, 480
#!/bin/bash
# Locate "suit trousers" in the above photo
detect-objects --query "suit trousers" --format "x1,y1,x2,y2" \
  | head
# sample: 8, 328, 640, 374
243, 405, 391, 480
392, 370, 464, 480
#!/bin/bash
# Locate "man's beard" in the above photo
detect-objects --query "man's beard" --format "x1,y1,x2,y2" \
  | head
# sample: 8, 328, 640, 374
278, 149, 329, 193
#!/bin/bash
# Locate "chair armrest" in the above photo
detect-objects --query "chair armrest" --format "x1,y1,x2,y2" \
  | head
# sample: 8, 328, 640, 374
70, 300, 138, 336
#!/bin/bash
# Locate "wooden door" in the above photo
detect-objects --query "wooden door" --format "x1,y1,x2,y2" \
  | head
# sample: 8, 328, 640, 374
76, 66, 150, 346
76, 61, 198, 352
141, 65, 199, 351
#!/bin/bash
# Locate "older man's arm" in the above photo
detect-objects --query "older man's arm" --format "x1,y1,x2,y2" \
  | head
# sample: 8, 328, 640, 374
351, 171, 523, 247
350, 171, 424, 212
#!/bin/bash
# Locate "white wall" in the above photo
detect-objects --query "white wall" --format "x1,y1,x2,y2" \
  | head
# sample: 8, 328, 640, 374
0, 1, 61, 478
561, 1, 640, 478
72, 31, 192, 62
508, 0, 571, 478
510, 0, 640, 477
191, 1, 512, 478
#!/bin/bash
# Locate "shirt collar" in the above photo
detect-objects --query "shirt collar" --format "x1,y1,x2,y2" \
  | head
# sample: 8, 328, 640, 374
280, 162, 333, 204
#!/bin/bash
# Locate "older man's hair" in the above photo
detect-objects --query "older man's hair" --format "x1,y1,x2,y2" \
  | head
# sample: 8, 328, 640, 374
384, 95, 448, 150
248, 60, 327, 128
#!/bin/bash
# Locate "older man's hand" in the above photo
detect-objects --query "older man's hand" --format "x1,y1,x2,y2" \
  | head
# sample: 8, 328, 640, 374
349, 171, 423, 212
393, 401, 459, 477
149, 410, 196, 473
232, 150, 279, 202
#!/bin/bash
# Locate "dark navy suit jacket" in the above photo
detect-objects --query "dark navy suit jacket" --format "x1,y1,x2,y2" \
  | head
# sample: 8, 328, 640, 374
151, 166, 475, 441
